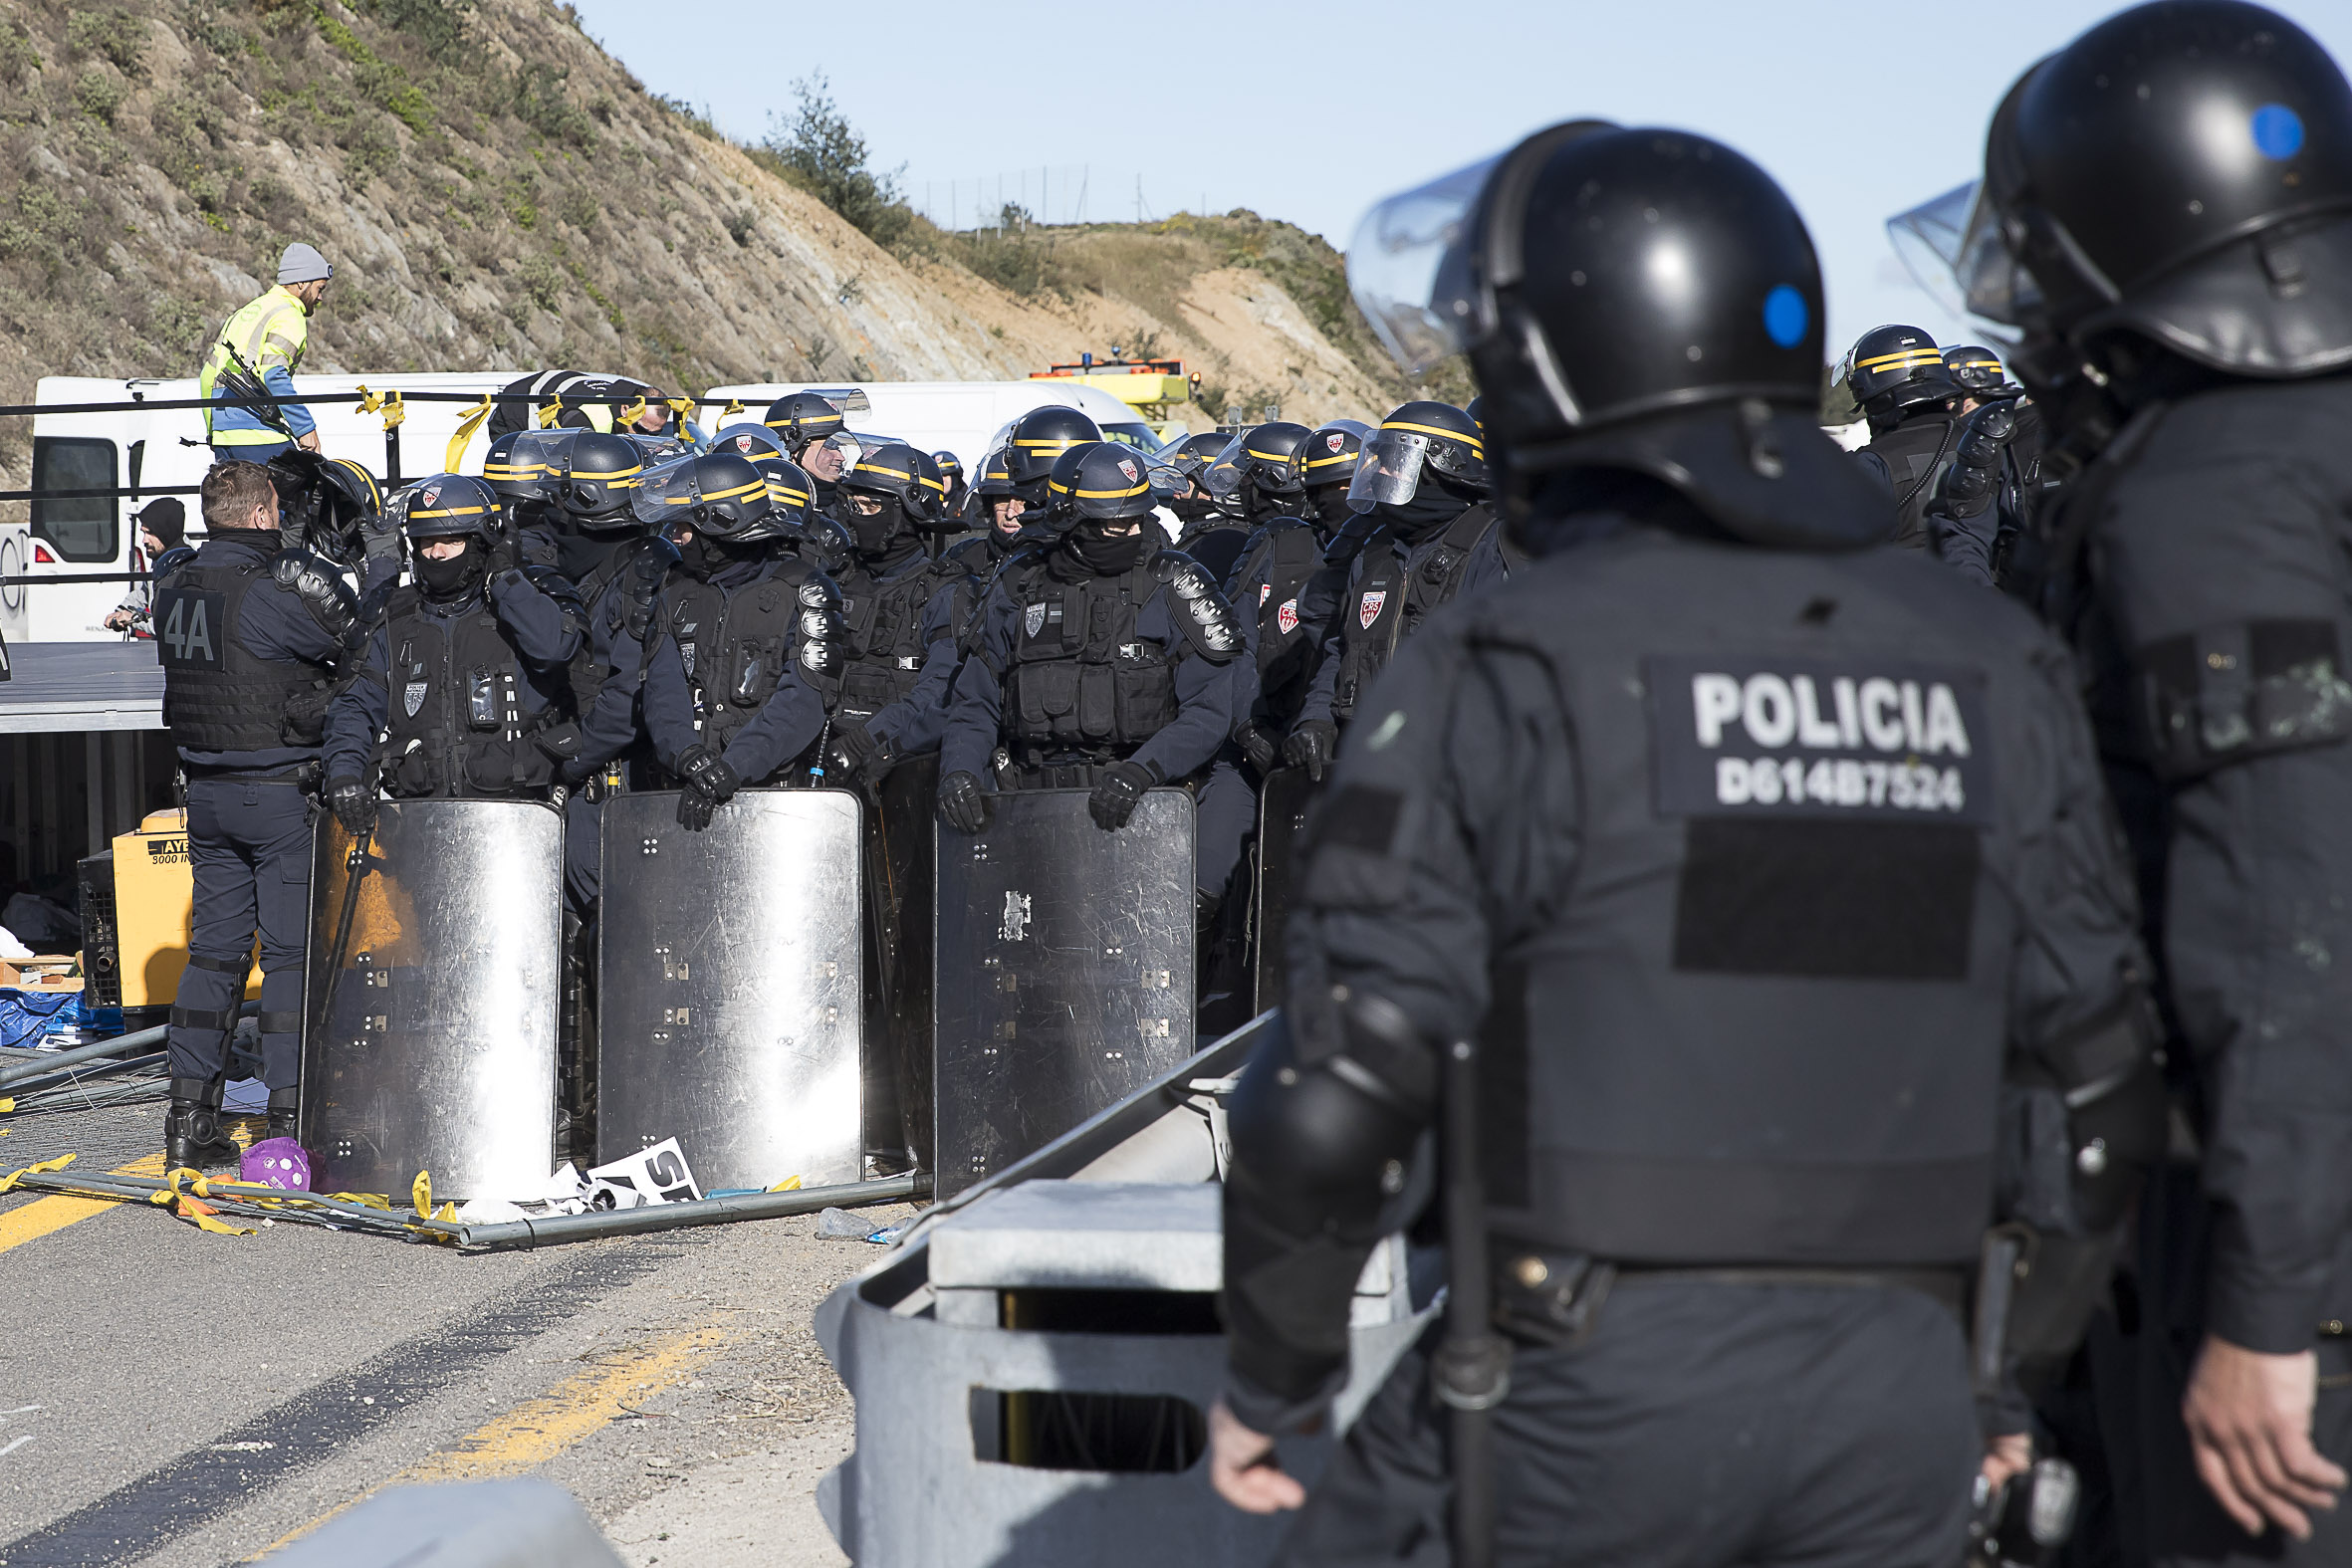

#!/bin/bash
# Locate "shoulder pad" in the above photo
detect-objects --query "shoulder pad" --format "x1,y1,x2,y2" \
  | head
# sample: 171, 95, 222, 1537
1322, 514, 1382, 568
1150, 550, 1241, 664
1150, 549, 1218, 599
271, 548, 361, 645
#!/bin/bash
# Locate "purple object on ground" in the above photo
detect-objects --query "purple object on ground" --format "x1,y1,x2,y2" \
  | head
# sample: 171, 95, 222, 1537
242, 1138, 311, 1191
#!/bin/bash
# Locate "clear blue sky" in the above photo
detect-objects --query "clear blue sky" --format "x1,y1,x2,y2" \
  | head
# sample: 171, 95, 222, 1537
570, 0, 2352, 361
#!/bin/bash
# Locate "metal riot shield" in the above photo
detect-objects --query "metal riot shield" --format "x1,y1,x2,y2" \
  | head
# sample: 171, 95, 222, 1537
864, 755, 937, 1171
1250, 765, 1314, 1014
933, 786, 1196, 1199
301, 800, 563, 1200
597, 788, 864, 1192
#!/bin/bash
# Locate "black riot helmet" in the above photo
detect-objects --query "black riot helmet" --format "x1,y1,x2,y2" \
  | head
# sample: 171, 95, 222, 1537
1003, 405, 1103, 486
550, 430, 645, 532
761, 391, 847, 457
1836, 325, 1962, 427
630, 450, 785, 545
390, 473, 500, 546
710, 423, 792, 465
1915, 1, 2352, 380
1047, 441, 1157, 527
970, 445, 1019, 523
754, 456, 817, 525
1347, 402, 1488, 509
481, 427, 566, 511
840, 442, 950, 527
265, 449, 382, 566
1348, 119, 1884, 545
1204, 420, 1314, 502
1149, 430, 1235, 521
1941, 344, 2019, 398
932, 450, 968, 517
1300, 419, 1373, 492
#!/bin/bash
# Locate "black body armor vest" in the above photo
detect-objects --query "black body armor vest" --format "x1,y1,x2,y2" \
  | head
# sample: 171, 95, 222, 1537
1332, 503, 1498, 721
836, 553, 957, 721
661, 568, 822, 784
1002, 556, 1179, 764
1862, 415, 1961, 551
155, 543, 337, 753
379, 586, 579, 797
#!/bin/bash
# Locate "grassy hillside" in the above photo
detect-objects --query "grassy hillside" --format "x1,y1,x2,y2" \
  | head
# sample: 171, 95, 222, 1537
0, 0, 1453, 496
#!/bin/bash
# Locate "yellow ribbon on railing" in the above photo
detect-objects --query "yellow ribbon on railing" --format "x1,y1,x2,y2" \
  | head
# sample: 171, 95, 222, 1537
537, 400, 563, 429
615, 395, 649, 430
355, 385, 407, 430
667, 396, 698, 426
445, 394, 496, 472
718, 398, 745, 422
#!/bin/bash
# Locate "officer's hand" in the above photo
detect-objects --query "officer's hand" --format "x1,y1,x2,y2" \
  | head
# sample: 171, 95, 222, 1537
1283, 720, 1337, 783
676, 744, 741, 806
937, 771, 988, 834
327, 776, 375, 839
2185, 1337, 2347, 1539
296, 430, 322, 453
1208, 1402, 1303, 1514
1236, 722, 1280, 777
834, 722, 894, 784
485, 531, 522, 578
676, 786, 716, 832
1088, 760, 1158, 831
1981, 1432, 2032, 1494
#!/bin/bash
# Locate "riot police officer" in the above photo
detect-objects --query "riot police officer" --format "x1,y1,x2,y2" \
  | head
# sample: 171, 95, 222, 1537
933, 450, 968, 521
944, 446, 1028, 573
1157, 428, 1236, 539
1001, 403, 1101, 509
1213, 118, 2166, 1568
638, 451, 832, 827
1841, 325, 1991, 573
1283, 400, 1500, 780
937, 442, 1241, 874
1910, 4, 2352, 1552
829, 443, 958, 737
321, 474, 587, 828
762, 391, 854, 515
154, 460, 376, 1165
1195, 422, 1313, 584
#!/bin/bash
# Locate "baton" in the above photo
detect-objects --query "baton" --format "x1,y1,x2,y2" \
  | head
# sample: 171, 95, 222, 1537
311, 822, 378, 1051
1431, 1035, 1511, 1568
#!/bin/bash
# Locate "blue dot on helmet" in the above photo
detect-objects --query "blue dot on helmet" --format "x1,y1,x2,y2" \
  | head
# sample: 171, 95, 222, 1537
2251, 104, 2304, 160
1763, 286, 1807, 349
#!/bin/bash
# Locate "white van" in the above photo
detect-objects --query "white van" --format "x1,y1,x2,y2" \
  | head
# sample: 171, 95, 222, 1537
19, 372, 518, 643
695, 380, 1162, 480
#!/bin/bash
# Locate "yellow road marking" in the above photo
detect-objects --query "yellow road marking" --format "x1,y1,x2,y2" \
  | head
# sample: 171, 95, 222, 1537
0, 1152, 167, 1256
250, 1317, 734, 1559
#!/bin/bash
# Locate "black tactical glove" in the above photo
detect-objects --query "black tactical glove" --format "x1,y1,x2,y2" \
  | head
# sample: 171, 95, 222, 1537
485, 526, 523, 578
326, 775, 376, 839
674, 745, 741, 832
1284, 719, 1338, 783
1933, 402, 2018, 521
938, 770, 989, 834
834, 722, 895, 784
1236, 721, 1281, 777
1087, 759, 1160, 831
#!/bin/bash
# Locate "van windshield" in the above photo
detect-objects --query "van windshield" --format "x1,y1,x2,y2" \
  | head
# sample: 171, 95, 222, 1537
1101, 422, 1157, 449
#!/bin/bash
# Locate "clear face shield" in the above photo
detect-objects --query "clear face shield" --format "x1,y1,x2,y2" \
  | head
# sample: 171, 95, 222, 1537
1200, 435, 1250, 502
1347, 427, 1440, 507
1884, 179, 2039, 334
803, 430, 860, 481
629, 458, 707, 539
1347, 154, 1499, 375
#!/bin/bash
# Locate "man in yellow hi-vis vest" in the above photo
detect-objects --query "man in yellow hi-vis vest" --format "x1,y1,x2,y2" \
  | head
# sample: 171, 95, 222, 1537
200, 243, 334, 462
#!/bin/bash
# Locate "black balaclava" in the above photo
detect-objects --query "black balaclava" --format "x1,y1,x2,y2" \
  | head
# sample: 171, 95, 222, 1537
1305, 484, 1356, 532
414, 538, 487, 601
678, 533, 765, 581
848, 496, 923, 570
1381, 473, 1479, 543
552, 520, 630, 583
1065, 522, 1149, 575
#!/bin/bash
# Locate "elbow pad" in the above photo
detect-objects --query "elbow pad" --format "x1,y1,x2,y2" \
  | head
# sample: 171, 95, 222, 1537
796, 575, 845, 676
1226, 997, 1431, 1244
1932, 403, 2016, 522
1152, 549, 1242, 665
273, 549, 361, 649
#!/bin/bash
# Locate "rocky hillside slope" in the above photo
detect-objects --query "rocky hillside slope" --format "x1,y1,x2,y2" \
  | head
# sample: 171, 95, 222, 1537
0, 0, 1445, 490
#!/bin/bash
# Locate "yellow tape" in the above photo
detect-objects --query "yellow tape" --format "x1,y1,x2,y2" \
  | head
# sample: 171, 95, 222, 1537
537, 400, 563, 429
720, 398, 745, 420
615, 396, 648, 429
0, 1152, 76, 1195
174, 1195, 255, 1236
445, 394, 495, 472
769, 1175, 803, 1193
412, 1170, 433, 1216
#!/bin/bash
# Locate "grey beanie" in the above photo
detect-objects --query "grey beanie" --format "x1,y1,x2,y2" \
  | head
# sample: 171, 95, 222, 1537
277, 242, 334, 284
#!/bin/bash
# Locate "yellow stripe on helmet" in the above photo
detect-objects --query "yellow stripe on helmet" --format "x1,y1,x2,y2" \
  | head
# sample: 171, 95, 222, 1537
854, 462, 914, 482
1855, 348, 1945, 371
408, 505, 490, 519
1378, 418, 1485, 457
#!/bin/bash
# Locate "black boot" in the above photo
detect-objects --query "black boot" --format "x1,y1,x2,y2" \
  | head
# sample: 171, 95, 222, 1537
266, 1086, 300, 1145
166, 1077, 241, 1170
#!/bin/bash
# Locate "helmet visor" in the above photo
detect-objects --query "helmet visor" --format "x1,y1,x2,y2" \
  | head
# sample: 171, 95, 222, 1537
1885, 179, 2038, 332
1200, 436, 1250, 501
1347, 153, 1500, 375
629, 457, 705, 533
1347, 428, 1433, 507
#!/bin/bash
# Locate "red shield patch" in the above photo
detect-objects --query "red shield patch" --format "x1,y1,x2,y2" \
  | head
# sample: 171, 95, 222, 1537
1118, 457, 1139, 482
1277, 597, 1300, 636
1326, 433, 1345, 453
1358, 589, 1387, 630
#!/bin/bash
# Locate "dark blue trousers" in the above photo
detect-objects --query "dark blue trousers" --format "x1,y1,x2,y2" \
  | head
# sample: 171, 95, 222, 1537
167, 777, 314, 1089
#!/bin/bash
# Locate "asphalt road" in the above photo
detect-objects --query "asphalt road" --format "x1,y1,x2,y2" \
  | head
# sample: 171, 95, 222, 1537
0, 1099, 906, 1567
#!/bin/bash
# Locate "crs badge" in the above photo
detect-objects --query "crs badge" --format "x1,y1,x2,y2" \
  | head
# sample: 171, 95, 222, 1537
1117, 457, 1139, 483
1024, 601, 1049, 638
1276, 597, 1300, 636
419, 482, 442, 510
730, 434, 756, 454
402, 679, 427, 718
1326, 433, 1345, 453
1358, 589, 1387, 630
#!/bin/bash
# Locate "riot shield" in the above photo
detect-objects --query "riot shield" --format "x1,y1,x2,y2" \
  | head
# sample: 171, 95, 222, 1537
1250, 765, 1314, 1014
864, 755, 937, 1171
933, 787, 1196, 1199
301, 800, 563, 1200
597, 787, 864, 1193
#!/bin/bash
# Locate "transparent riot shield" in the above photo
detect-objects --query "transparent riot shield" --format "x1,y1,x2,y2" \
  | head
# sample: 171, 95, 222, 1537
1250, 765, 1315, 1014
933, 786, 1196, 1199
597, 787, 864, 1193
302, 799, 563, 1200
864, 755, 937, 1171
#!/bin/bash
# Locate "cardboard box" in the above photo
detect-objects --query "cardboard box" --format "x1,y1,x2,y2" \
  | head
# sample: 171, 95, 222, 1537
0, 954, 83, 992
